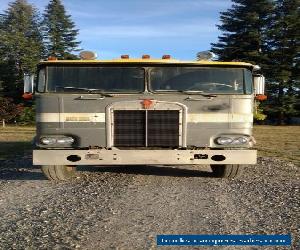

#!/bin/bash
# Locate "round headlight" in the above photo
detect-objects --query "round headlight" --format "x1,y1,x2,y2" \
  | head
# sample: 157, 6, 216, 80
40, 137, 57, 145
216, 137, 233, 145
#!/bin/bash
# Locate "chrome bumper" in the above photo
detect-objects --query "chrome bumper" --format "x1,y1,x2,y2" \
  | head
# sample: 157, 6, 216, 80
33, 149, 257, 165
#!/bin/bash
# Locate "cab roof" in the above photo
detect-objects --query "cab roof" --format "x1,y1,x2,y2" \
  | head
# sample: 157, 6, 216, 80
39, 58, 254, 69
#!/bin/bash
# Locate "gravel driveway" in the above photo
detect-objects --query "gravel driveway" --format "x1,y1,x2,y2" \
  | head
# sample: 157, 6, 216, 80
0, 157, 299, 249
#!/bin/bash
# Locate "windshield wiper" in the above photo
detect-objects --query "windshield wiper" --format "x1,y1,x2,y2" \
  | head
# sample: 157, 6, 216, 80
155, 89, 179, 92
56, 86, 113, 97
180, 90, 217, 98
155, 89, 216, 98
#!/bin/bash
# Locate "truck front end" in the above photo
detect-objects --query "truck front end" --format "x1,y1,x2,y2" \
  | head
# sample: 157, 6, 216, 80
30, 56, 261, 180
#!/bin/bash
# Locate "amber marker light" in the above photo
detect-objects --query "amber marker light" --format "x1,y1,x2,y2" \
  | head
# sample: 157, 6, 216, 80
162, 55, 171, 59
47, 56, 57, 61
22, 92, 33, 100
255, 95, 267, 101
121, 55, 129, 59
142, 54, 150, 59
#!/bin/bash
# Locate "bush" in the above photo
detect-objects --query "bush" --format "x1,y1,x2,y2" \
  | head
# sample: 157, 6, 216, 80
0, 97, 23, 126
16, 106, 35, 125
254, 101, 267, 121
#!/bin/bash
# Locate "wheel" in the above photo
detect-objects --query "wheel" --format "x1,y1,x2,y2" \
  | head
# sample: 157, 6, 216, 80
211, 164, 242, 179
41, 165, 77, 180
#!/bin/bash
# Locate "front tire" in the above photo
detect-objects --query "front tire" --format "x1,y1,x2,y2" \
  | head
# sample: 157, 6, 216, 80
41, 165, 77, 180
211, 164, 242, 179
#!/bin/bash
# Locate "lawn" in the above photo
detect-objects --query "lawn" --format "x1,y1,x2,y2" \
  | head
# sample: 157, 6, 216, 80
253, 125, 300, 166
0, 126, 35, 160
0, 125, 299, 165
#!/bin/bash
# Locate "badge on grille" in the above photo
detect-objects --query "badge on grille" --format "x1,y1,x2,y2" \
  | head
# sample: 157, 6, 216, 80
141, 99, 154, 109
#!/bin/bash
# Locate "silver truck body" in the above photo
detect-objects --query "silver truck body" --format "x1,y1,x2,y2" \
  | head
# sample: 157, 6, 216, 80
32, 59, 257, 166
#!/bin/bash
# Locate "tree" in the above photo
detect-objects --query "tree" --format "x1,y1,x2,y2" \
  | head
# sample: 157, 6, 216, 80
0, 97, 23, 127
42, 0, 81, 59
0, 0, 44, 99
211, 0, 274, 65
263, 0, 300, 124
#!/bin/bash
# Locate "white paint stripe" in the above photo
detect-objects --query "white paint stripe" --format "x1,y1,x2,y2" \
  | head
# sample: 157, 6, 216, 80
36, 113, 106, 123
187, 113, 253, 123
36, 113, 252, 123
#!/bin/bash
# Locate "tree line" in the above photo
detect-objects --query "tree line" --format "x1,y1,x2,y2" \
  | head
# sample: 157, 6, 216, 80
0, 0, 80, 125
0, 0, 299, 125
211, 0, 299, 124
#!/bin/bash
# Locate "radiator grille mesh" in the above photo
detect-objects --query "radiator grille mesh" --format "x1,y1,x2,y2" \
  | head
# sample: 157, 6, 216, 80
147, 110, 179, 147
114, 110, 145, 147
113, 110, 179, 147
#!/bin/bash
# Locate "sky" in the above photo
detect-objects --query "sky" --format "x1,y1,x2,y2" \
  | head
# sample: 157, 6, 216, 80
0, 0, 232, 60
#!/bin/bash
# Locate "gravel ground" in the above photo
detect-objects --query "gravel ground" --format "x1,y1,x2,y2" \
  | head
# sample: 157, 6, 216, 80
0, 157, 299, 250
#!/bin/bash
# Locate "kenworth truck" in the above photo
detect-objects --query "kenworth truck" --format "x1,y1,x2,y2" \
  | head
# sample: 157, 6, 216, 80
23, 52, 266, 180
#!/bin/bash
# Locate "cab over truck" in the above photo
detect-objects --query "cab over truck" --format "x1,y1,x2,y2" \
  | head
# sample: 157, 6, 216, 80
24, 52, 266, 180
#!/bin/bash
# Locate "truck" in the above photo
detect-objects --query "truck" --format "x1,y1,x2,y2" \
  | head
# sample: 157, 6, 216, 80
23, 51, 266, 180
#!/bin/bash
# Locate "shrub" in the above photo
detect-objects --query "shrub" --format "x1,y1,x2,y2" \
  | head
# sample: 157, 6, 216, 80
16, 106, 35, 125
0, 97, 23, 126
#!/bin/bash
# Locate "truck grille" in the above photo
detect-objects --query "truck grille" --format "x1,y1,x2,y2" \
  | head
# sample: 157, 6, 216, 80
114, 110, 179, 147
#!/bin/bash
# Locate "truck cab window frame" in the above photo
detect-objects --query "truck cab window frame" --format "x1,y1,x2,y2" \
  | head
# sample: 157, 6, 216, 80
38, 65, 146, 94
148, 67, 253, 95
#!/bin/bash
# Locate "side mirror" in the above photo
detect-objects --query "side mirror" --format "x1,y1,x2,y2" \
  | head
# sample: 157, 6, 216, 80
253, 75, 267, 101
23, 74, 35, 100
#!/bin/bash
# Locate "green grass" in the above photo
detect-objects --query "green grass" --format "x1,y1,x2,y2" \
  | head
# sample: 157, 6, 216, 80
0, 126, 35, 160
253, 125, 300, 166
0, 125, 299, 165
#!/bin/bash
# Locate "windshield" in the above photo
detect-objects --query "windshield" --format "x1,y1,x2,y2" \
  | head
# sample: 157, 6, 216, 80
150, 67, 252, 94
46, 66, 145, 93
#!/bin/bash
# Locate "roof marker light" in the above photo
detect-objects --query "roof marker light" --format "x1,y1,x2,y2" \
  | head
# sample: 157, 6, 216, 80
121, 55, 129, 59
162, 55, 171, 59
142, 54, 150, 59
48, 56, 57, 61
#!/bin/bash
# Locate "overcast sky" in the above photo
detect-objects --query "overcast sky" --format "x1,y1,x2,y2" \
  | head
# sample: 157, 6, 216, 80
0, 0, 232, 60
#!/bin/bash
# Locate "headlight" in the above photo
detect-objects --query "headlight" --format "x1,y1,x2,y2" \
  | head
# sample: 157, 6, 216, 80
216, 137, 233, 145
216, 136, 249, 145
232, 137, 248, 144
40, 137, 57, 145
56, 137, 74, 144
40, 136, 74, 145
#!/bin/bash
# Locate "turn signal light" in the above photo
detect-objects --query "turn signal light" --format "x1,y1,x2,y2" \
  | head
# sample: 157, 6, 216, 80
255, 95, 267, 101
22, 92, 33, 100
162, 55, 171, 59
121, 55, 129, 59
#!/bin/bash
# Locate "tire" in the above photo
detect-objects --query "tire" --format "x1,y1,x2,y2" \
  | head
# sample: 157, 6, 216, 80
211, 164, 242, 179
41, 165, 77, 180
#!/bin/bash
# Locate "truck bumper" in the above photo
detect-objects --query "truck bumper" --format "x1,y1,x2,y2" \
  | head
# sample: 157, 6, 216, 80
33, 149, 257, 165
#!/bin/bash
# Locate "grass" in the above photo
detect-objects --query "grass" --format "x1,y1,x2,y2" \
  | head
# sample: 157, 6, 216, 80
0, 126, 35, 160
0, 125, 299, 165
253, 125, 300, 166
